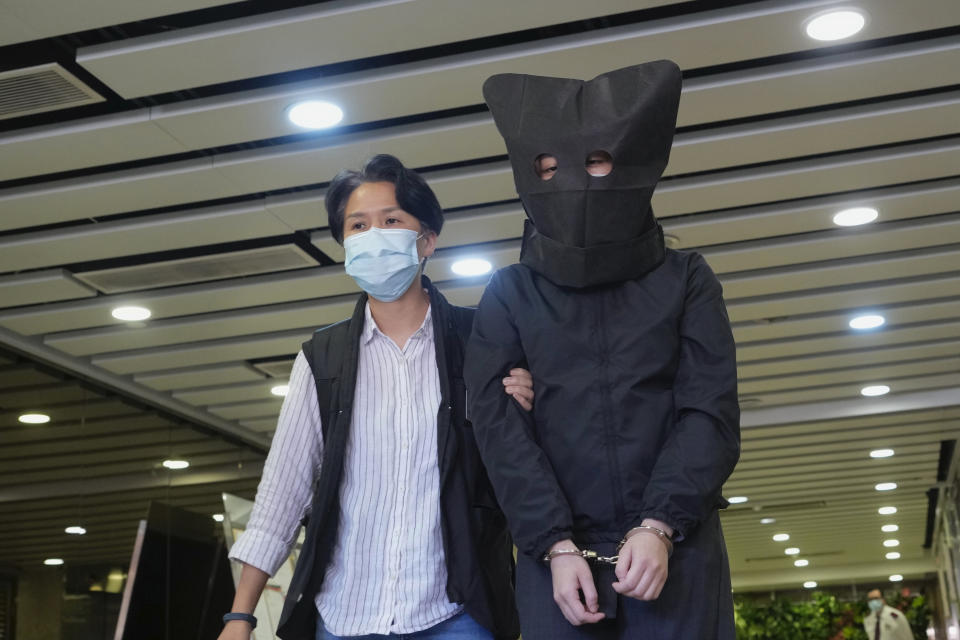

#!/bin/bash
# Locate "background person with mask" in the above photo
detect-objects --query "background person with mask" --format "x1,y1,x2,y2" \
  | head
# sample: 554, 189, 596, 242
864, 589, 914, 640
465, 61, 740, 639
218, 154, 530, 640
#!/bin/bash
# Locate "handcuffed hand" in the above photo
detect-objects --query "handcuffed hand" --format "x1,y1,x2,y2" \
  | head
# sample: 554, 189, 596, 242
548, 540, 605, 626
612, 521, 672, 601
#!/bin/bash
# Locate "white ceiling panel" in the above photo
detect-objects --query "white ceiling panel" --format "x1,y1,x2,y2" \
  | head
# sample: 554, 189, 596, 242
738, 341, 960, 380
0, 156, 241, 232
173, 380, 285, 407
732, 298, 960, 343
134, 363, 264, 392
207, 399, 283, 421
0, 269, 96, 308
0, 0, 237, 46
0, 109, 188, 182
0, 201, 294, 273
740, 357, 960, 395
701, 213, 960, 274
76, 0, 674, 98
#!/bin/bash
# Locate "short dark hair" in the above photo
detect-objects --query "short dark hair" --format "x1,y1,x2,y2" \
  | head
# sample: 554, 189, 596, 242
325, 154, 444, 244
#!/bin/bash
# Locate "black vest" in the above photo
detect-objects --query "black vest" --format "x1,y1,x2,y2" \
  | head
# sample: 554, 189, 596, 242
276, 278, 519, 640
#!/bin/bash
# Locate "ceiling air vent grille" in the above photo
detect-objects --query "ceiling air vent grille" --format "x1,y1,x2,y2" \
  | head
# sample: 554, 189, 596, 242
0, 63, 104, 120
75, 244, 319, 294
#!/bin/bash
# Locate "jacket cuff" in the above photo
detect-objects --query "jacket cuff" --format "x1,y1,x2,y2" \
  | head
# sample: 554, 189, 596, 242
529, 527, 574, 561
633, 511, 688, 543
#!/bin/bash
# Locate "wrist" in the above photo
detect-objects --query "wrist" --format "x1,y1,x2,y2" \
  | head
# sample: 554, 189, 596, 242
640, 518, 674, 538
549, 538, 577, 553
223, 612, 257, 629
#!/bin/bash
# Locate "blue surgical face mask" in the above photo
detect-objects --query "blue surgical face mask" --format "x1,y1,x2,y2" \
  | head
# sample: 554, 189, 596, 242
868, 598, 884, 612
344, 227, 424, 302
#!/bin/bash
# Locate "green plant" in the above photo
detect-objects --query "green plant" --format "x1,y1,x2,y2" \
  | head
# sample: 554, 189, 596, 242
734, 590, 929, 640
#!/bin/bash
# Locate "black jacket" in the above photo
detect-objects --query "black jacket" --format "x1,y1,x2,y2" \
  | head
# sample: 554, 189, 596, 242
464, 250, 740, 633
276, 278, 519, 640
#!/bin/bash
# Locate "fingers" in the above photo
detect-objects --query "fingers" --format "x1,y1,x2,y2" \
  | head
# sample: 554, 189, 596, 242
550, 558, 605, 626
510, 391, 533, 412
579, 567, 600, 615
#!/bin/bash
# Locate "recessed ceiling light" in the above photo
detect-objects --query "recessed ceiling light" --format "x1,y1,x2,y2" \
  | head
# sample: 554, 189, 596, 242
271, 384, 289, 397
785, 547, 800, 555
832, 206, 878, 227
773, 533, 790, 542
870, 448, 895, 458
44, 558, 64, 566
794, 559, 809, 567
287, 100, 344, 129
112, 306, 151, 321
805, 9, 866, 41
883, 539, 900, 548
803, 581, 818, 589
878, 506, 898, 515
889, 574, 903, 582
861, 385, 890, 397
728, 496, 748, 504
162, 459, 189, 470
760, 517, 776, 525
882, 524, 899, 533
212, 514, 225, 522
65, 526, 86, 535
663, 233, 681, 249
18, 413, 50, 424
875, 482, 897, 492
886, 552, 901, 560
849, 314, 885, 330
451, 258, 493, 277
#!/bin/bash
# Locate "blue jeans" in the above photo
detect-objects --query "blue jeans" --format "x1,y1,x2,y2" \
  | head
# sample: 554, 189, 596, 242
316, 612, 492, 640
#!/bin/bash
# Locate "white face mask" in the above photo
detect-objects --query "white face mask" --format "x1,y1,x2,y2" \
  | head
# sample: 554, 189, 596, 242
868, 598, 884, 612
343, 227, 424, 302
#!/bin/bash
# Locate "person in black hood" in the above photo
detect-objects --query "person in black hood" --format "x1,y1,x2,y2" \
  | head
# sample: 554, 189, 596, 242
464, 61, 740, 639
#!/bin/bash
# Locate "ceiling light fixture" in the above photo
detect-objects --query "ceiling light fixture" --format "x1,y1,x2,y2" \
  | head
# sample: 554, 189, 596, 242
162, 459, 189, 470
270, 385, 289, 397
785, 547, 800, 555
886, 552, 901, 560
875, 482, 897, 491
832, 206, 878, 227
18, 413, 50, 424
883, 539, 900, 548
870, 448, 895, 458
849, 314, 885, 330
212, 514, 225, 522
882, 524, 899, 533
451, 258, 493, 277
803, 581, 818, 589
878, 506, 898, 515
287, 100, 344, 129
760, 517, 776, 525
728, 496, 748, 504
65, 526, 86, 535
794, 559, 809, 567
861, 385, 890, 397
805, 9, 866, 41
773, 533, 790, 542
111, 306, 151, 322
44, 558, 64, 566
889, 574, 903, 582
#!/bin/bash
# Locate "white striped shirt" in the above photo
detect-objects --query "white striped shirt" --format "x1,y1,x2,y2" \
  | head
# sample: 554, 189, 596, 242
229, 303, 461, 635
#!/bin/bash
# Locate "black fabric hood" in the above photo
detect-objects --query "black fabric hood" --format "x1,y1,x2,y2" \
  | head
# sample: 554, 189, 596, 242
483, 60, 682, 288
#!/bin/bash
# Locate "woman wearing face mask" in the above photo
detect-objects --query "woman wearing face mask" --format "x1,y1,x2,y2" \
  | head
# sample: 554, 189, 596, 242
218, 154, 529, 640
863, 589, 913, 640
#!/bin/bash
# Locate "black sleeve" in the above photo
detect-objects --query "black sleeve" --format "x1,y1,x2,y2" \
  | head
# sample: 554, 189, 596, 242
464, 271, 574, 559
638, 253, 741, 538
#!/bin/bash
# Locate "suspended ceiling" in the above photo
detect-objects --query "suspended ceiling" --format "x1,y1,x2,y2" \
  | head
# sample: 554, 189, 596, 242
1, 0, 959, 593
